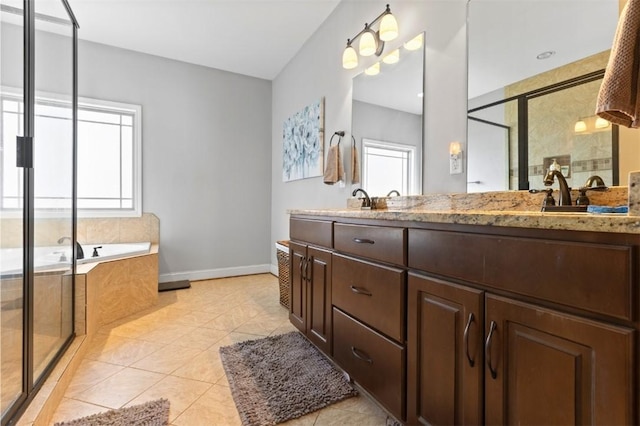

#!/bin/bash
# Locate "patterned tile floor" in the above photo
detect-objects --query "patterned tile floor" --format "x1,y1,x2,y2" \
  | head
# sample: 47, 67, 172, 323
50, 274, 388, 425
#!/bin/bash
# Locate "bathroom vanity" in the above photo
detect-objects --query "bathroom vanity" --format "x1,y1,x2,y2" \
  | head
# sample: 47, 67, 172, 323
288, 199, 640, 425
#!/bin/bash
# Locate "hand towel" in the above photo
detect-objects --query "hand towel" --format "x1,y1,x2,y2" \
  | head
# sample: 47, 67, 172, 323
596, 0, 640, 128
323, 145, 344, 185
351, 144, 360, 184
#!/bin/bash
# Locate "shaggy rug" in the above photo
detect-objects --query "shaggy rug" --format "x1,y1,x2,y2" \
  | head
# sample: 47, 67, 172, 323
54, 398, 170, 426
219, 332, 357, 426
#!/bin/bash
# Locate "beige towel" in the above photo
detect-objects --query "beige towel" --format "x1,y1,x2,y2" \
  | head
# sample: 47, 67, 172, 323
323, 145, 344, 185
596, 0, 640, 128
351, 144, 360, 184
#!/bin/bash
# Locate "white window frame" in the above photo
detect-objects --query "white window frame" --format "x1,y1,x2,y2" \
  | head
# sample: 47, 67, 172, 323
1, 86, 142, 218
362, 138, 419, 196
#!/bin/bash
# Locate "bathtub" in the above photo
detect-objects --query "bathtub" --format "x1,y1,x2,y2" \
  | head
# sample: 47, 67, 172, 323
0, 242, 152, 275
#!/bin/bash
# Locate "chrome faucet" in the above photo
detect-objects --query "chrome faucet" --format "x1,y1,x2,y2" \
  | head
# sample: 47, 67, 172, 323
352, 188, 371, 209
387, 190, 400, 197
58, 236, 84, 260
543, 170, 572, 206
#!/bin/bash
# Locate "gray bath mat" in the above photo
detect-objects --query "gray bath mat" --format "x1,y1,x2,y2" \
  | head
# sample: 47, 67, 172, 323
219, 331, 357, 426
53, 398, 170, 426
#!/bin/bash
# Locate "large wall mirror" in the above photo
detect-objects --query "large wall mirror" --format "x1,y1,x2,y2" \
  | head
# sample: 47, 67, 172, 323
352, 32, 424, 197
467, 0, 638, 193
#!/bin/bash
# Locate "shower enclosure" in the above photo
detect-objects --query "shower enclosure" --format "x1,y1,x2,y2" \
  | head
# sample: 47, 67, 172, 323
0, 0, 78, 423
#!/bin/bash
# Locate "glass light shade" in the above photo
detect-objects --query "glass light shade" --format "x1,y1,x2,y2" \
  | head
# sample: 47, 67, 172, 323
574, 120, 587, 133
342, 45, 358, 69
383, 49, 400, 64
359, 30, 377, 57
365, 62, 380, 76
595, 117, 610, 129
404, 33, 424, 51
379, 13, 398, 42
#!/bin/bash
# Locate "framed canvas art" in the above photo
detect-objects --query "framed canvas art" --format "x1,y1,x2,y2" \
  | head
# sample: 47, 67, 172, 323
282, 98, 324, 182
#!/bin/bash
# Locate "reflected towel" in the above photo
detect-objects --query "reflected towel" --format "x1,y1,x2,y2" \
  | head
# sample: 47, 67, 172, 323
351, 144, 360, 184
323, 145, 344, 185
596, 0, 640, 128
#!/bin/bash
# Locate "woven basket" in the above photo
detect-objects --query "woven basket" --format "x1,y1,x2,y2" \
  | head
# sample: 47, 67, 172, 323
275, 241, 290, 308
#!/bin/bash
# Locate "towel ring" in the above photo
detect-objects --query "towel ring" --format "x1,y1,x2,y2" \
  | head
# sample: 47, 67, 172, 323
330, 131, 344, 147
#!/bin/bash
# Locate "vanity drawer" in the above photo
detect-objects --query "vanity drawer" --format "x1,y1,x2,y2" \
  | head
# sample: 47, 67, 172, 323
409, 229, 634, 321
332, 253, 405, 342
334, 223, 406, 265
333, 307, 405, 421
290, 217, 333, 248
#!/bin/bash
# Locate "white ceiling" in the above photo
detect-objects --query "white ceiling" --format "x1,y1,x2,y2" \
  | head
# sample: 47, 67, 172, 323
468, 0, 619, 99
67, 0, 341, 80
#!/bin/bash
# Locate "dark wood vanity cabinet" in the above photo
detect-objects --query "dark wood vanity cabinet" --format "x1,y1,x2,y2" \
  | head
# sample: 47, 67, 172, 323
290, 214, 639, 425
407, 273, 484, 425
289, 218, 333, 355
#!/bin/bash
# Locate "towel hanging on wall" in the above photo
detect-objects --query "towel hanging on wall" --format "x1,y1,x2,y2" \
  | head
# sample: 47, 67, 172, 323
595, 0, 640, 128
351, 135, 360, 184
324, 132, 344, 184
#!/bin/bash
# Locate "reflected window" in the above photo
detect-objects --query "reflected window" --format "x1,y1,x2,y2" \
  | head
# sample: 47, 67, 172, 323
362, 138, 416, 196
1, 91, 142, 217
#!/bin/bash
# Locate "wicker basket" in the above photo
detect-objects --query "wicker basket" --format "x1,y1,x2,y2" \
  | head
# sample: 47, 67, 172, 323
275, 240, 290, 308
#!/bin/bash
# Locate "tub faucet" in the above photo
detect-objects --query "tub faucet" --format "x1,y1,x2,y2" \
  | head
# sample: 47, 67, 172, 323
543, 170, 571, 206
57, 236, 84, 260
352, 188, 371, 209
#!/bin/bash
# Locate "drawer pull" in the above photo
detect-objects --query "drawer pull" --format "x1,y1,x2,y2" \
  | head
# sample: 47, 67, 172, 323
463, 312, 476, 367
353, 237, 375, 244
485, 320, 498, 379
350, 346, 373, 364
350, 285, 373, 296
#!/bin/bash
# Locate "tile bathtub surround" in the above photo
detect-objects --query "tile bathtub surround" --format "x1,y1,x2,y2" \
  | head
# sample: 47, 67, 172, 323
48, 274, 389, 426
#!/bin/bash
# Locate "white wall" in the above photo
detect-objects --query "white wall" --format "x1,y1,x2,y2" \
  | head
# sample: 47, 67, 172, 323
78, 41, 273, 282
270, 0, 468, 265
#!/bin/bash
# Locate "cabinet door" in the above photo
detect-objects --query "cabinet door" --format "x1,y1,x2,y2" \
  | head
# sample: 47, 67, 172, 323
288, 241, 306, 333
306, 245, 332, 355
407, 273, 484, 425
485, 294, 635, 425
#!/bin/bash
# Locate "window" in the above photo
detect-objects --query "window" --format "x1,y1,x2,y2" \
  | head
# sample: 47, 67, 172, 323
362, 138, 417, 196
1, 89, 142, 217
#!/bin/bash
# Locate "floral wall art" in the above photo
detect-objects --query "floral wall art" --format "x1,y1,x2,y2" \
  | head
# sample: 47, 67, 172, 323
282, 98, 324, 182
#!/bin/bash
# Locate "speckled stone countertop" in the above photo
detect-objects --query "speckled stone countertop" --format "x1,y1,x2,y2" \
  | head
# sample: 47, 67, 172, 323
290, 188, 640, 234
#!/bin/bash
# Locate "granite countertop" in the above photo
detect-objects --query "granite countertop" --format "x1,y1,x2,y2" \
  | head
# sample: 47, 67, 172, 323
288, 188, 640, 234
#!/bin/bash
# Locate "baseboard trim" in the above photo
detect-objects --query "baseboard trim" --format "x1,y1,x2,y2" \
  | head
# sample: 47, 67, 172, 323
159, 264, 273, 283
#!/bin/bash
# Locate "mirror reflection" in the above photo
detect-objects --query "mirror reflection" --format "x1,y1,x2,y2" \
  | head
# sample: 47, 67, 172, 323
466, 0, 638, 193
351, 32, 424, 197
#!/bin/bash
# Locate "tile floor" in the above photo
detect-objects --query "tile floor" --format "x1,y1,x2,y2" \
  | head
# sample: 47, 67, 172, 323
50, 274, 389, 425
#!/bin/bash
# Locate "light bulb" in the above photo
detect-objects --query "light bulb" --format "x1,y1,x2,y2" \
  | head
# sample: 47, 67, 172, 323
379, 13, 398, 42
404, 33, 424, 51
595, 117, 610, 129
342, 45, 358, 69
574, 120, 587, 133
359, 29, 377, 57
365, 62, 380, 76
382, 49, 399, 64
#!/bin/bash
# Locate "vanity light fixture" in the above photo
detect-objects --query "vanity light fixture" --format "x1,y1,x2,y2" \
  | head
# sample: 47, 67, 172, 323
574, 119, 587, 133
342, 4, 399, 69
365, 62, 381, 76
595, 117, 610, 129
449, 141, 463, 174
403, 33, 423, 51
382, 49, 400, 64
574, 116, 611, 134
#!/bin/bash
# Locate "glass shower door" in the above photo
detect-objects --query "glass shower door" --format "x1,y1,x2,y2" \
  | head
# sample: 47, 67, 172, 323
0, 0, 26, 417
32, 0, 75, 383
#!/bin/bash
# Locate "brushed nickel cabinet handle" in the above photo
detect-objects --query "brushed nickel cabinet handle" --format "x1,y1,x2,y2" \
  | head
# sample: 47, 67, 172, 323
350, 285, 372, 296
485, 320, 498, 379
350, 346, 373, 363
353, 238, 375, 244
464, 312, 476, 367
